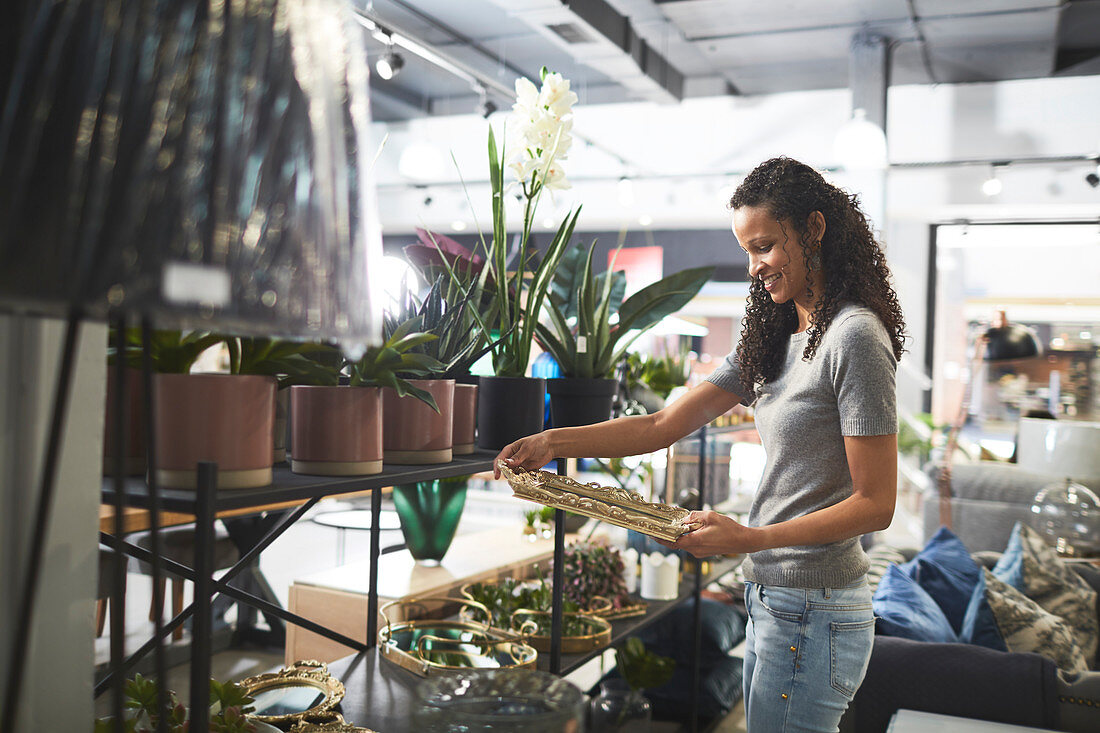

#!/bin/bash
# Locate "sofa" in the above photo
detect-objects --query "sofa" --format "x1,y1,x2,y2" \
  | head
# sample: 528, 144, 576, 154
840, 460, 1100, 733
922, 461, 1100, 554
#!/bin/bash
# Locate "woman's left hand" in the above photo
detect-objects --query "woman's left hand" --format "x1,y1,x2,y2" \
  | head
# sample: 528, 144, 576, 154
658, 510, 759, 558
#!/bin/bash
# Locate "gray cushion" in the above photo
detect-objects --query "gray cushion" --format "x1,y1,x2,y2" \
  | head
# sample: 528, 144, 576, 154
133, 523, 238, 572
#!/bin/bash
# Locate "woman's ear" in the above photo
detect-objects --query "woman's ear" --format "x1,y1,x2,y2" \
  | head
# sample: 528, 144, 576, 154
807, 211, 826, 246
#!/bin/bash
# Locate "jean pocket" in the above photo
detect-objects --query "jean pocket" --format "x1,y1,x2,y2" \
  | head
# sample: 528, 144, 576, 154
829, 618, 874, 698
757, 585, 805, 624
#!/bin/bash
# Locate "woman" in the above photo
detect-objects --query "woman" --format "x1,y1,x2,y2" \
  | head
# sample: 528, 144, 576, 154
495, 156, 905, 732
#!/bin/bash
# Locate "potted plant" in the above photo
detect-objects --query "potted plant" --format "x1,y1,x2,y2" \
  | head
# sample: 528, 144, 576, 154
434, 68, 581, 449
382, 274, 499, 460
289, 323, 438, 476
378, 308, 451, 465
225, 336, 336, 463
112, 328, 276, 490
536, 240, 713, 427
405, 229, 512, 454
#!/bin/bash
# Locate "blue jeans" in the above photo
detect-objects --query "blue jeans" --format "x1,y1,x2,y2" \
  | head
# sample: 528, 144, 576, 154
743, 579, 874, 732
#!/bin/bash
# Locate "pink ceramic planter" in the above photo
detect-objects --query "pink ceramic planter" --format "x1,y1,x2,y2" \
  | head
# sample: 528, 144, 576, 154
451, 383, 478, 455
290, 385, 383, 476
154, 374, 276, 489
103, 366, 147, 475
382, 379, 455, 464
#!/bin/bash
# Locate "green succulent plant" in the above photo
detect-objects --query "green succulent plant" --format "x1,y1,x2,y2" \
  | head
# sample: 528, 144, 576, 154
224, 336, 340, 388
350, 316, 444, 411
93, 673, 256, 733
108, 328, 224, 374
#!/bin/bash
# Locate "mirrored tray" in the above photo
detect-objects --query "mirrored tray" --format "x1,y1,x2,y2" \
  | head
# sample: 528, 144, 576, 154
499, 463, 691, 542
378, 597, 538, 677
238, 660, 345, 726
507, 608, 611, 653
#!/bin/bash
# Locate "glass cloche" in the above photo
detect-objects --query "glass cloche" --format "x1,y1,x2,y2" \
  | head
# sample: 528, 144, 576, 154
1028, 477, 1100, 558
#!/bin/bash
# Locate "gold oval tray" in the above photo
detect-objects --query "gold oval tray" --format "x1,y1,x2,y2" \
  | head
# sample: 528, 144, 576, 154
377, 597, 537, 677
508, 608, 612, 653
499, 462, 691, 542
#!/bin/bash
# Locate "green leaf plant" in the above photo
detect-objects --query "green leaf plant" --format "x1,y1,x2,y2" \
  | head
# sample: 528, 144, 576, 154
224, 336, 340, 388
352, 316, 444, 411
383, 272, 504, 380
615, 636, 675, 692
536, 240, 714, 379
108, 328, 225, 374
93, 673, 256, 733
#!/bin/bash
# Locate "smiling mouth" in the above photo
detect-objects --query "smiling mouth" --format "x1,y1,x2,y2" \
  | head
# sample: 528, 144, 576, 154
762, 273, 781, 290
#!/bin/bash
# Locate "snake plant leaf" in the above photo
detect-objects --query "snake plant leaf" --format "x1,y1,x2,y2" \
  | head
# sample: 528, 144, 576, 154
616, 265, 714, 333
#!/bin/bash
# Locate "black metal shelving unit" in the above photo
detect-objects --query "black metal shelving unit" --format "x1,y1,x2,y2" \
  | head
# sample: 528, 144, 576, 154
98, 416, 755, 732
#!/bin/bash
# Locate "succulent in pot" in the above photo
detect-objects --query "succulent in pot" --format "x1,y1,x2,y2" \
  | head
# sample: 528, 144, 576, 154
378, 304, 454, 464
289, 324, 440, 476
110, 328, 275, 490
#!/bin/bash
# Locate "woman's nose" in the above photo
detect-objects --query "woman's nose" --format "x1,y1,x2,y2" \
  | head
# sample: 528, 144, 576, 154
747, 255, 763, 278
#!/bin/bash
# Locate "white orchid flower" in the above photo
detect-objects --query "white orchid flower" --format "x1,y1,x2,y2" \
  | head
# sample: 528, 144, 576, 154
514, 77, 540, 110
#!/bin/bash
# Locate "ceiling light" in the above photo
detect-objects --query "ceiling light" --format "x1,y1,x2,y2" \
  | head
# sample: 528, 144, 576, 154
981, 165, 1003, 197
450, 220, 468, 232
638, 214, 653, 227
833, 108, 887, 170
375, 51, 404, 80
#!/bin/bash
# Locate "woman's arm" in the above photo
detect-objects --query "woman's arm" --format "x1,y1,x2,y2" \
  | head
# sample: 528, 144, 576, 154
493, 382, 743, 478
670, 433, 897, 556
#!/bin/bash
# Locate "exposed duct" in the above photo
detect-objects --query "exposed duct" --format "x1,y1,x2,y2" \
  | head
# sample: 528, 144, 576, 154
486, 0, 684, 103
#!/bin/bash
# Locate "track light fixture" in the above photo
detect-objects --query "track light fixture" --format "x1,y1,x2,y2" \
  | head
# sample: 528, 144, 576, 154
981, 163, 1004, 197
1087, 159, 1100, 189
375, 49, 404, 80
475, 85, 497, 118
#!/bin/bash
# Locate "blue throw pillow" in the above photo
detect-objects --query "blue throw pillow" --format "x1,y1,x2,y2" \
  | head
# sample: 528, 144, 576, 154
902, 557, 975, 635
959, 568, 1008, 651
991, 522, 1026, 590
872, 564, 958, 643
917, 526, 982, 590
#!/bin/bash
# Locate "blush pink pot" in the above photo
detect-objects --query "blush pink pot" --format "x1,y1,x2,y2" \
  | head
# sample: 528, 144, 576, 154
382, 379, 455, 464
154, 374, 276, 489
289, 385, 383, 476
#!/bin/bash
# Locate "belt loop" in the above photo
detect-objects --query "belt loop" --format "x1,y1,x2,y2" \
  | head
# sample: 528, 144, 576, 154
824, 586, 832, 599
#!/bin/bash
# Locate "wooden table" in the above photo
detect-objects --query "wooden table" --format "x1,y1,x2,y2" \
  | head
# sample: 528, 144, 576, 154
99, 488, 381, 534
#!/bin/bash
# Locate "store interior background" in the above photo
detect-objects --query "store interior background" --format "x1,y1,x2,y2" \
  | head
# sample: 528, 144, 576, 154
3, 0, 1100, 728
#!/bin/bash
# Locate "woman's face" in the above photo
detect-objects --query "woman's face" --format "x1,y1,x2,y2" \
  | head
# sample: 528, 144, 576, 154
732, 205, 816, 307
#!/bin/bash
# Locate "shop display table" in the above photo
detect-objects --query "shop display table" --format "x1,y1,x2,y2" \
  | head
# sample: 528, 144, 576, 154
286, 526, 563, 664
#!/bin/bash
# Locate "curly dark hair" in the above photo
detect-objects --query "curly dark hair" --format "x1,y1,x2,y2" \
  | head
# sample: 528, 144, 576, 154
730, 157, 906, 389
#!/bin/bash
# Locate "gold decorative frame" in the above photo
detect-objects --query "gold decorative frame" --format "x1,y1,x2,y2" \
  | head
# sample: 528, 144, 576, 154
499, 463, 691, 542
288, 714, 378, 733
238, 660, 345, 726
378, 597, 538, 677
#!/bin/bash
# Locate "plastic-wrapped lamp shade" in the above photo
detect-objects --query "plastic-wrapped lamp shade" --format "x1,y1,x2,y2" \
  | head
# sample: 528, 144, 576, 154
0, 0, 382, 346
412, 669, 585, 733
1028, 478, 1100, 558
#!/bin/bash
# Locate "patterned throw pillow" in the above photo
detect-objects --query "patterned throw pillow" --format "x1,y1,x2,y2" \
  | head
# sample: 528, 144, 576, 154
993, 523, 1099, 667
866, 544, 907, 594
983, 568, 1089, 673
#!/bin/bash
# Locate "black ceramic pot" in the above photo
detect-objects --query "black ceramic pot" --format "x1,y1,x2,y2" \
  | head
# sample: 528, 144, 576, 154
546, 377, 617, 428
476, 376, 546, 450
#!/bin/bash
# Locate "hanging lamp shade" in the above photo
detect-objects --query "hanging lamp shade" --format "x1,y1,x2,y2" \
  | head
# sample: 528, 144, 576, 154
981, 322, 1042, 361
0, 0, 382, 346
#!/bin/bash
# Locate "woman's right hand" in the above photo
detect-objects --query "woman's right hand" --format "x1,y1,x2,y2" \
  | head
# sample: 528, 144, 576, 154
493, 431, 555, 478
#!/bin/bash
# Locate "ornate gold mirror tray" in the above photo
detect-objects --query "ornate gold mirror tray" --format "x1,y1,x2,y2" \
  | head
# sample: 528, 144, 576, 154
289, 714, 378, 732
378, 597, 538, 677
460, 578, 632, 645
499, 462, 692, 542
238, 660, 345, 727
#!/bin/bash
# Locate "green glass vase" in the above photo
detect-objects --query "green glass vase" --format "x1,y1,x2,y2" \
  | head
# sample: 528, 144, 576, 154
392, 478, 468, 565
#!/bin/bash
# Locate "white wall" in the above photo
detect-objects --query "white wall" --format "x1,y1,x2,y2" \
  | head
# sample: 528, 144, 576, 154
371, 73, 1100, 415
0, 316, 105, 730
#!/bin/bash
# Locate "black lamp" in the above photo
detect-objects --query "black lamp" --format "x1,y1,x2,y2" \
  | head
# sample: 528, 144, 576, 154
937, 311, 1043, 528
